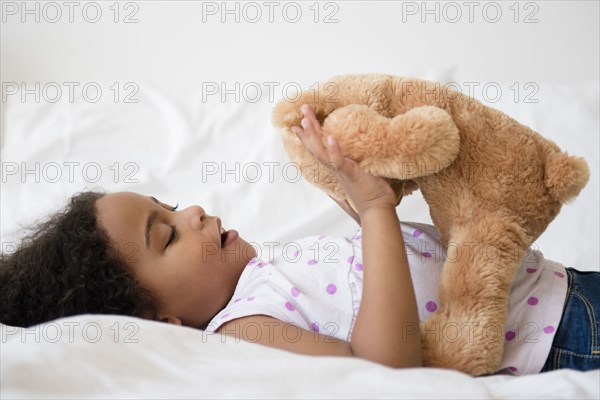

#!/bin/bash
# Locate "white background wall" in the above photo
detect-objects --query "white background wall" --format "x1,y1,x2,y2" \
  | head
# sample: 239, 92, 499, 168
1, 0, 598, 94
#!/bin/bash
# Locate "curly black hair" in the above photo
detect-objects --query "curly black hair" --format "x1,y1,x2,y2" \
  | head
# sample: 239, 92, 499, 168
0, 190, 161, 328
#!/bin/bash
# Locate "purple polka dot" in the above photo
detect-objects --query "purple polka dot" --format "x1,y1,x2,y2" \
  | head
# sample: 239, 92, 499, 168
413, 229, 422, 237
248, 258, 257, 265
526, 268, 537, 273
543, 326, 555, 334
257, 262, 266, 268
318, 234, 326, 240
355, 263, 363, 272
234, 298, 241, 303
310, 322, 319, 332
527, 297, 539, 306
291, 287, 300, 297
347, 255, 355, 264
293, 249, 300, 258
221, 313, 230, 319
505, 331, 516, 341
326, 284, 337, 295
247, 296, 255, 301
307, 259, 318, 265
285, 302, 296, 311
421, 252, 432, 258
426, 301, 437, 312
554, 271, 565, 278
508, 366, 518, 372
355, 234, 361, 240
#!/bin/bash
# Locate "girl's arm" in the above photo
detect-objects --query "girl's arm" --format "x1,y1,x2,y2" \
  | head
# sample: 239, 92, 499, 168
216, 105, 422, 368
296, 104, 421, 368
351, 206, 422, 368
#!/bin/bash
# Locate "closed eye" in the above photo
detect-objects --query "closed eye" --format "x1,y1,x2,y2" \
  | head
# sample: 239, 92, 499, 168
165, 204, 178, 248
166, 226, 176, 249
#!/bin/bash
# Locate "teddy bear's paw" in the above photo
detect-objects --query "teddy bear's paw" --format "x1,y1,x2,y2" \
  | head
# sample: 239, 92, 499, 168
385, 106, 461, 177
421, 310, 504, 376
319, 104, 462, 181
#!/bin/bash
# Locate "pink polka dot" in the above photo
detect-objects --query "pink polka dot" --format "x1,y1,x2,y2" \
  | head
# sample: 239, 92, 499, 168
355, 234, 361, 240
413, 229, 422, 237
257, 262, 266, 268
326, 284, 337, 295
554, 271, 565, 278
293, 249, 300, 258
291, 287, 300, 297
527, 297, 539, 306
421, 252, 432, 258
505, 331, 516, 341
307, 259, 318, 265
285, 302, 296, 311
221, 313, 230, 319
310, 323, 319, 332
248, 258, 257, 265
526, 268, 537, 273
347, 255, 354, 264
508, 366, 518, 372
543, 326, 555, 334
247, 296, 255, 301
355, 263, 363, 271
426, 301, 437, 312
318, 234, 326, 240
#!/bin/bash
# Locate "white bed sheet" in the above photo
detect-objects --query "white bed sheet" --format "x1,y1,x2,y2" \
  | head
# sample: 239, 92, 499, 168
1, 77, 599, 398
2, 314, 599, 399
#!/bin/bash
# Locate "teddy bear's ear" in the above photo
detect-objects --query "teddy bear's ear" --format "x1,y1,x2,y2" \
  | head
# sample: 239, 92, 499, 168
544, 152, 590, 204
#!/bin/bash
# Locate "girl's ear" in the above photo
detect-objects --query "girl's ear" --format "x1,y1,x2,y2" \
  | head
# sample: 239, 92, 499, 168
159, 315, 182, 325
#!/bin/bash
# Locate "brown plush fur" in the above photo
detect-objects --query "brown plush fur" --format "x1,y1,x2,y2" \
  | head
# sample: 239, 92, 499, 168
271, 74, 590, 376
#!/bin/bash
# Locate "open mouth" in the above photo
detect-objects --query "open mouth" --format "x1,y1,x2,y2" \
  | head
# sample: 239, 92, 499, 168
220, 227, 227, 247
219, 225, 239, 248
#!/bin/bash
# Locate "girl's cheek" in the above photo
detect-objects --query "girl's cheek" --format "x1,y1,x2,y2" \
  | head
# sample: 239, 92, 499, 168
199, 243, 221, 260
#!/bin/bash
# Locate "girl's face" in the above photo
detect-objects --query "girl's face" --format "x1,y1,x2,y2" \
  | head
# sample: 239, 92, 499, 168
95, 191, 257, 329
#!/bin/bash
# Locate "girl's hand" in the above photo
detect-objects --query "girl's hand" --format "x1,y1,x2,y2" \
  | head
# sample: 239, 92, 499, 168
292, 104, 398, 217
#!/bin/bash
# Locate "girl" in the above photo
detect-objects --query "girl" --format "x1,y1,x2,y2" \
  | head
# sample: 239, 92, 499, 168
1, 105, 598, 375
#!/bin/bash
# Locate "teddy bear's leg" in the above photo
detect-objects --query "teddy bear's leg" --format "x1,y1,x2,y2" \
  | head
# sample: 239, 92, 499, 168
320, 104, 461, 181
420, 212, 529, 376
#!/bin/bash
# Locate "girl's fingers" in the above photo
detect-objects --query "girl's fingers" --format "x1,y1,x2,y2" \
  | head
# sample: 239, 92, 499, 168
326, 135, 357, 180
325, 135, 343, 167
294, 107, 330, 164
301, 104, 318, 126
301, 104, 323, 137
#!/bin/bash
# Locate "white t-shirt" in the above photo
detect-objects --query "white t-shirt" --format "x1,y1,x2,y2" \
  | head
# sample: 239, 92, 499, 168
205, 221, 568, 375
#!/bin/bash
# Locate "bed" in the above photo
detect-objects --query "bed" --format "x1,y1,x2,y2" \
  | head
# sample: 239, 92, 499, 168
1, 75, 598, 399
1, 1, 599, 397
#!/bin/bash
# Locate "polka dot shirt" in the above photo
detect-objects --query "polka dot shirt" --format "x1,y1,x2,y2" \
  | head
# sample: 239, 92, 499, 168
205, 221, 568, 376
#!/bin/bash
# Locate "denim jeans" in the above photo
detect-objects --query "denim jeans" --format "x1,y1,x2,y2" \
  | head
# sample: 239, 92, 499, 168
541, 267, 600, 372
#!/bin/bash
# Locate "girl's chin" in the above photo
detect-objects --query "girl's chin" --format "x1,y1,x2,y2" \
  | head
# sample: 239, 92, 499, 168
221, 234, 257, 259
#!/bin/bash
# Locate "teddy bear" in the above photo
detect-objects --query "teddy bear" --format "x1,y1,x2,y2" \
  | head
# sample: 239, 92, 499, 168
271, 74, 590, 376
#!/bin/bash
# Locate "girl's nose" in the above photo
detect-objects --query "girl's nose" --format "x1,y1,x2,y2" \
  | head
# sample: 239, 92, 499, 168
187, 205, 206, 230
